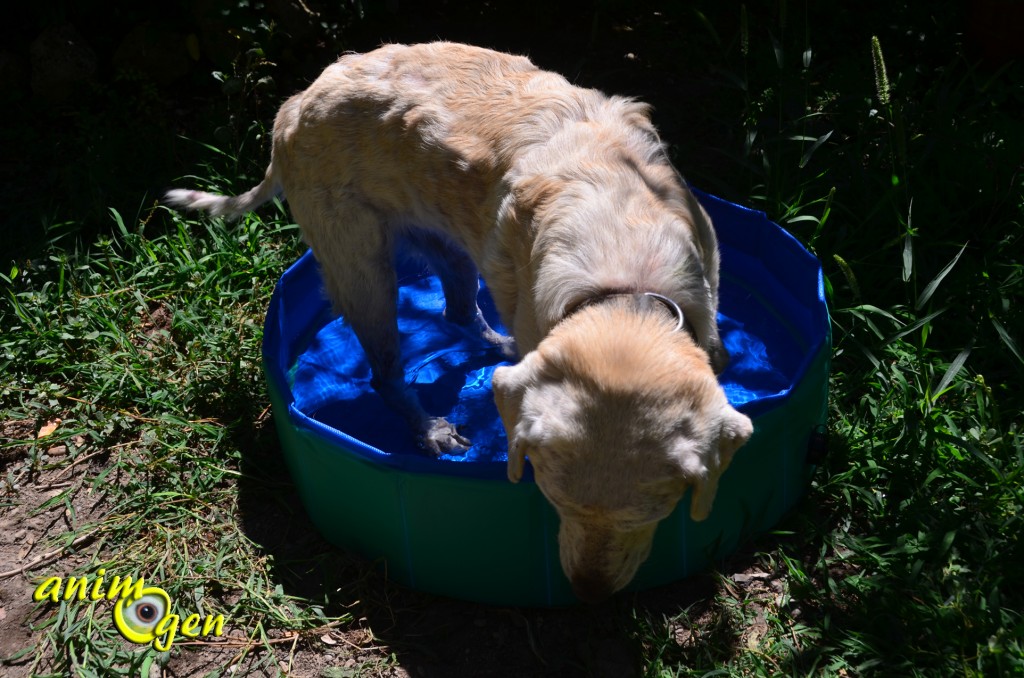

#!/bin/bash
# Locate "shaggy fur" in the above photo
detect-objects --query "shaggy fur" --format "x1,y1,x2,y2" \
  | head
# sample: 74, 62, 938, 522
167, 42, 753, 601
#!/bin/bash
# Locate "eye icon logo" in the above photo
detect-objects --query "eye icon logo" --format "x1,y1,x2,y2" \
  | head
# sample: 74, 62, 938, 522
113, 587, 171, 645
31, 571, 227, 651
110, 584, 226, 651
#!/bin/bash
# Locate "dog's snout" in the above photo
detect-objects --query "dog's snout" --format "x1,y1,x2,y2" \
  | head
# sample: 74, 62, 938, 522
570, 574, 614, 604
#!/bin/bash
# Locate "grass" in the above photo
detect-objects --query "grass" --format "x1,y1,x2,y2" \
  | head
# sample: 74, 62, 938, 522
2, 2, 1022, 676
1, 192, 353, 674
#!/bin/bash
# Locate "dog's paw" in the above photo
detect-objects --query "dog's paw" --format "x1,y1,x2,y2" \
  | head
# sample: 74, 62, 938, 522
474, 318, 517, 359
419, 417, 471, 456
451, 312, 518, 360
485, 332, 518, 360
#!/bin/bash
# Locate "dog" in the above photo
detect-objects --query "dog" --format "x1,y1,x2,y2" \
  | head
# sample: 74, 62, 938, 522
166, 42, 753, 602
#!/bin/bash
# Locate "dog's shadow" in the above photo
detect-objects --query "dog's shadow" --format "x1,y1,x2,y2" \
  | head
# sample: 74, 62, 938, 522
234, 417, 745, 677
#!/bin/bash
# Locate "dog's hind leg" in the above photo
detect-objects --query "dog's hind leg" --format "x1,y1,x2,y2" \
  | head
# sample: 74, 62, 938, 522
301, 202, 471, 455
406, 229, 517, 359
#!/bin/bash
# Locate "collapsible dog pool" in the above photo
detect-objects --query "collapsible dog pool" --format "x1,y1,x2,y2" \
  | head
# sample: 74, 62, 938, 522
262, 190, 830, 606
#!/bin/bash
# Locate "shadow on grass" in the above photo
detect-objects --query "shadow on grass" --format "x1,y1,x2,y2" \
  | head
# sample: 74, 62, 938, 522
229, 408, 734, 678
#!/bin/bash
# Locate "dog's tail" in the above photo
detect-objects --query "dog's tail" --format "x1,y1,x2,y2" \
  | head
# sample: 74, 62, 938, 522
165, 168, 281, 219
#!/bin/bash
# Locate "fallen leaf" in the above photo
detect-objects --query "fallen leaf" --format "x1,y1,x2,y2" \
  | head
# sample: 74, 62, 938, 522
321, 633, 338, 645
37, 419, 61, 438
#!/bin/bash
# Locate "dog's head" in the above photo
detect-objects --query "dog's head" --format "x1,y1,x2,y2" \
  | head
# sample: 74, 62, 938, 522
492, 304, 752, 602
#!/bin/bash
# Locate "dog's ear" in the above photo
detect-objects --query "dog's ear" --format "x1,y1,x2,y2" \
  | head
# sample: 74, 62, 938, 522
682, 405, 753, 521
493, 350, 547, 483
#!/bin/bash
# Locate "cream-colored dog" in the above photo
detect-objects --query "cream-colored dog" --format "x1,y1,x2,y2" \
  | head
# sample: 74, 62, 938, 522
167, 42, 753, 602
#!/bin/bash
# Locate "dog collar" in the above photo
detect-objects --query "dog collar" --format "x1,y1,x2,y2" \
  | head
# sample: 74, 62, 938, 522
561, 291, 687, 334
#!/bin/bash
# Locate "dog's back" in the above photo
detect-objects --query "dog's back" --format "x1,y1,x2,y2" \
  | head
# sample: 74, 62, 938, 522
170, 44, 659, 243
269, 43, 665, 255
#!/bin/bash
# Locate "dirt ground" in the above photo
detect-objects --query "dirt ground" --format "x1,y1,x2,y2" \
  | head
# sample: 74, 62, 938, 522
0, 412, 787, 677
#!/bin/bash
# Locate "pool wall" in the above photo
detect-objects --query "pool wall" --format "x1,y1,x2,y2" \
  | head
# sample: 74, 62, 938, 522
262, 191, 830, 606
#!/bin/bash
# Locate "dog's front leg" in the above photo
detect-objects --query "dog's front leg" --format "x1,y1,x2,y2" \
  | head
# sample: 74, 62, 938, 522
406, 229, 517, 359
312, 224, 471, 455
352, 304, 472, 455
371, 372, 471, 455
350, 301, 471, 455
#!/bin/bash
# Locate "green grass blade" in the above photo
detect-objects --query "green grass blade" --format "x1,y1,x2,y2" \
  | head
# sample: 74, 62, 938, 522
991, 316, 1024, 367
786, 214, 822, 225
799, 130, 834, 168
902, 232, 913, 282
818, 186, 835, 230
931, 340, 973, 404
902, 200, 914, 282
771, 33, 784, 69
916, 242, 967, 310
883, 307, 948, 345
846, 304, 902, 324
109, 208, 129, 239
933, 431, 1004, 481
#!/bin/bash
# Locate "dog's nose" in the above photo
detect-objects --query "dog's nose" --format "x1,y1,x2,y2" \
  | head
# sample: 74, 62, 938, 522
571, 575, 613, 604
